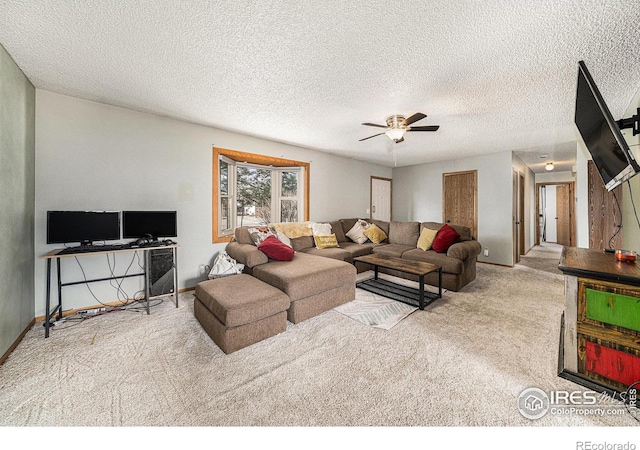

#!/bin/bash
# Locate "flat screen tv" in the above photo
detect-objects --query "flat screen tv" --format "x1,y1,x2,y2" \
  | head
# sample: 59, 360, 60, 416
47, 211, 121, 245
122, 211, 177, 240
574, 60, 639, 191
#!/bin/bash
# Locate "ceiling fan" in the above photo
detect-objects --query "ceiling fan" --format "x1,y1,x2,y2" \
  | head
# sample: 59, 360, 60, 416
359, 112, 439, 143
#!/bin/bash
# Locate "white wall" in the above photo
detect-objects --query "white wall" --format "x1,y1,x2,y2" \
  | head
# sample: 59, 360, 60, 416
35, 90, 391, 316
622, 85, 640, 254
392, 151, 513, 266
535, 171, 575, 184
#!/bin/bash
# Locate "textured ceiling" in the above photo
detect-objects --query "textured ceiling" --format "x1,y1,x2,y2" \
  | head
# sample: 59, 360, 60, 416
1, 0, 640, 170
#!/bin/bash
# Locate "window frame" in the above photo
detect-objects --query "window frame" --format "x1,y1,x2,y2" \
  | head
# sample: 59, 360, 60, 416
212, 147, 310, 243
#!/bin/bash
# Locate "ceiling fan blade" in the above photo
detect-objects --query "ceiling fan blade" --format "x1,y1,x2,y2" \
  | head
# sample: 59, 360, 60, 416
408, 125, 440, 132
403, 113, 427, 126
362, 122, 387, 128
359, 132, 386, 141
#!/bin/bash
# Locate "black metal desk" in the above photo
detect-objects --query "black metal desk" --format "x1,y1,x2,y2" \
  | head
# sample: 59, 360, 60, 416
40, 244, 179, 338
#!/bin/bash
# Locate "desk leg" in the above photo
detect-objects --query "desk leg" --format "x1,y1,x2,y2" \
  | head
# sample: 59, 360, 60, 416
145, 250, 151, 315
45, 259, 52, 338
438, 268, 442, 299
374, 265, 379, 280
56, 258, 63, 320
173, 247, 178, 308
419, 274, 425, 310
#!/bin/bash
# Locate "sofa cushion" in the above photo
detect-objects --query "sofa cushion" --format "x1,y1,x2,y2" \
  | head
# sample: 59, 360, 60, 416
417, 227, 438, 251
422, 222, 472, 241
299, 246, 353, 262
372, 243, 414, 258
329, 220, 347, 243
388, 221, 420, 246
314, 234, 339, 249
252, 253, 356, 301
447, 240, 482, 260
363, 223, 387, 244
432, 224, 460, 253
290, 235, 315, 251
226, 241, 269, 268
339, 241, 377, 257
195, 274, 290, 328
258, 235, 295, 261
401, 249, 465, 275
235, 227, 255, 245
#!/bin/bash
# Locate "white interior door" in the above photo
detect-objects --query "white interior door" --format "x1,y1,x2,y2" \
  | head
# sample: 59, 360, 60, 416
371, 177, 391, 221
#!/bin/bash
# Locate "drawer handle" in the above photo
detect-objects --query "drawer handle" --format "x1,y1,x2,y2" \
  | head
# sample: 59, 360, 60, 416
607, 296, 615, 310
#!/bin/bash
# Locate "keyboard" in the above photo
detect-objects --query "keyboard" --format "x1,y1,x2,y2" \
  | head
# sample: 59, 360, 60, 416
58, 244, 126, 255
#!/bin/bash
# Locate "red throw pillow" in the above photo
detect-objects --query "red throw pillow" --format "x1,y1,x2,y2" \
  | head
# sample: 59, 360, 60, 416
431, 224, 460, 253
258, 235, 294, 261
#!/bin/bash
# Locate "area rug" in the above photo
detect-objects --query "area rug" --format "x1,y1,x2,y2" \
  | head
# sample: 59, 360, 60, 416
334, 297, 417, 330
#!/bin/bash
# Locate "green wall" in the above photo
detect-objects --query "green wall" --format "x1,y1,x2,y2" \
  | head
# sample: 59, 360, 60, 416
0, 43, 35, 356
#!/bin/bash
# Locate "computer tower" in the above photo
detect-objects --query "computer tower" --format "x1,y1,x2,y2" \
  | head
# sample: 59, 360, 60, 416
149, 248, 175, 297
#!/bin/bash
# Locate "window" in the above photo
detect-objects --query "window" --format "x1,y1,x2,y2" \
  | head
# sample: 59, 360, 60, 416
213, 147, 309, 243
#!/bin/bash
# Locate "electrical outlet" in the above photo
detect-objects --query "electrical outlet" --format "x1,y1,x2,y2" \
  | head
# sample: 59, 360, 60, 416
484, 248, 489, 257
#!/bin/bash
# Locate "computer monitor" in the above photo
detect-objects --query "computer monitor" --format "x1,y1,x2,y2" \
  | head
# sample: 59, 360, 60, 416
122, 211, 177, 241
47, 211, 121, 245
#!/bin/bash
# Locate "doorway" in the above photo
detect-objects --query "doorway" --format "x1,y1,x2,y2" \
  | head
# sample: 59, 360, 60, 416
512, 171, 526, 264
442, 170, 478, 239
370, 176, 392, 221
535, 182, 575, 247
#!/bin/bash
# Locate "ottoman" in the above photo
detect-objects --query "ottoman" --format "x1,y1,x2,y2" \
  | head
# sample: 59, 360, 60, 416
194, 274, 290, 354
252, 252, 356, 324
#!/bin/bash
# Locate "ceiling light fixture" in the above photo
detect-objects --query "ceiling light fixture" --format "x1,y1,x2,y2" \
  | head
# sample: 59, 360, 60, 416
385, 128, 406, 142
546, 162, 554, 171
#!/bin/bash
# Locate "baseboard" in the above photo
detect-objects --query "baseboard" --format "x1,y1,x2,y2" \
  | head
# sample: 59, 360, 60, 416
477, 260, 513, 268
0, 318, 35, 366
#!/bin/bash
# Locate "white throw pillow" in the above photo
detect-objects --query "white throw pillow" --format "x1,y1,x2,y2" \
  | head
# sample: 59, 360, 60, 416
310, 222, 332, 236
276, 230, 292, 247
346, 221, 369, 244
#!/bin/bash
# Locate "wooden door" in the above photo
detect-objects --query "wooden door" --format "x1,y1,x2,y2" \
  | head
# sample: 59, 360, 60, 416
370, 176, 392, 221
588, 160, 623, 250
556, 184, 572, 246
443, 170, 478, 239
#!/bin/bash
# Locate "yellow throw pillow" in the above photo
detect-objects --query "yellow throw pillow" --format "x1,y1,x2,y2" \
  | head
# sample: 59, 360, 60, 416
417, 227, 438, 251
314, 234, 339, 249
363, 223, 387, 244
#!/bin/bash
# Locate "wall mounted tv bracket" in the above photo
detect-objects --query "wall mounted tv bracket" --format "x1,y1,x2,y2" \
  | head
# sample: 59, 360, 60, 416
617, 108, 640, 136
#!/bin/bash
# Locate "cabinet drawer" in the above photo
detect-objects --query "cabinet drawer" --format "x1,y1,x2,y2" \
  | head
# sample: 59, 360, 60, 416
578, 334, 640, 390
578, 279, 640, 333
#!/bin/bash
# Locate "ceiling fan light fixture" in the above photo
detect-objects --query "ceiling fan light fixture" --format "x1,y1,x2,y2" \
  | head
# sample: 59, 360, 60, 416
546, 162, 554, 171
385, 128, 405, 142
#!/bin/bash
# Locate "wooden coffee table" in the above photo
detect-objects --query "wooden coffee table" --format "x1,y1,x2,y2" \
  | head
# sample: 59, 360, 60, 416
353, 253, 442, 310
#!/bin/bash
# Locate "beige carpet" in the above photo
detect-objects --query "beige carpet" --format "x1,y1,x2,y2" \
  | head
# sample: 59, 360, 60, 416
1, 244, 636, 430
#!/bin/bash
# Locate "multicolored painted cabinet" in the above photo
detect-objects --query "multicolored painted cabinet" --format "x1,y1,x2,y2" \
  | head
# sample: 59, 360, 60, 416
559, 247, 640, 393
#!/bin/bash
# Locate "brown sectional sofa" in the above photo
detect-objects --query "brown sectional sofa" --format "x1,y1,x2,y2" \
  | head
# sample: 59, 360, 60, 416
196, 218, 481, 353
288, 219, 481, 292
227, 218, 482, 294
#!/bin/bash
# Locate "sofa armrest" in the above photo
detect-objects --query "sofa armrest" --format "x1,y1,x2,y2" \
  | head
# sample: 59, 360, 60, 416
226, 241, 268, 268
447, 240, 482, 260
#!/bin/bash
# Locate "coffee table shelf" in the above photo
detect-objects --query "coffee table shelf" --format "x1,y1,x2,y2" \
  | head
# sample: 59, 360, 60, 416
354, 254, 442, 310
